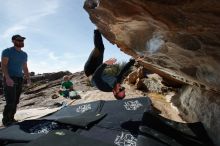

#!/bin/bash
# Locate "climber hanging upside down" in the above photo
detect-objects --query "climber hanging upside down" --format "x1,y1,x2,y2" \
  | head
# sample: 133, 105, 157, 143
84, 29, 135, 100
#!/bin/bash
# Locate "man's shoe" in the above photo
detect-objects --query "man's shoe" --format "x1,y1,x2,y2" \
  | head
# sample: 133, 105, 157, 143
2, 120, 12, 127
2, 118, 18, 127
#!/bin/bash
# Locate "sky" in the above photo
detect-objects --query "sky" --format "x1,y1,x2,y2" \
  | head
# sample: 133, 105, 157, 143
0, 0, 130, 74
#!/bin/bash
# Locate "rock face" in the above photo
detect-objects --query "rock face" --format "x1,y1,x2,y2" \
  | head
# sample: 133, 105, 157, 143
84, 0, 220, 145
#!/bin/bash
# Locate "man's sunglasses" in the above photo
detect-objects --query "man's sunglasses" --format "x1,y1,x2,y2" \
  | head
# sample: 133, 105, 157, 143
15, 39, 24, 42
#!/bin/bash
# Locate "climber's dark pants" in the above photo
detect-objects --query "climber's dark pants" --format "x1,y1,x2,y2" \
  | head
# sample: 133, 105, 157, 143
84, 30, 105, 77
2, 77, 23, 125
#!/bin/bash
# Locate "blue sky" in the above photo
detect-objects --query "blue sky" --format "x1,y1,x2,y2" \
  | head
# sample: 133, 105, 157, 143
0, 0, 130, 74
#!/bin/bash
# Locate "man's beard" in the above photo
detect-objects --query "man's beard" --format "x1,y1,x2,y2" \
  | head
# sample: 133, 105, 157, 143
15, 42, 24, 48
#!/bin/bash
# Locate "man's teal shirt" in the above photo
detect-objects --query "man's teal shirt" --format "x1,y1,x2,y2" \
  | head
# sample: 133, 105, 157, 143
1, 47, 27, 77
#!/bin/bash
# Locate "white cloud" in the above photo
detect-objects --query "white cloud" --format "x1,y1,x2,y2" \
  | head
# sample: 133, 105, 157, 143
28, 50, 84, 73
48, 52, 59, 60
2, 25, 27, 38
28, 58, 84, 74
1, 0, 59, 39
63, 53, 88, 59
28, 47, 50, 55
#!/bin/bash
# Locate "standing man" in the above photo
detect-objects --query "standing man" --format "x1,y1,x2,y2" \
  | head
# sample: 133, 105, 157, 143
1, 34, 31, 126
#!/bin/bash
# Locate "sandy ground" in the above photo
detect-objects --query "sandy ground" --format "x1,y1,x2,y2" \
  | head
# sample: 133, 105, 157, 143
0, 83, 184, 127
73, 84, 184, 122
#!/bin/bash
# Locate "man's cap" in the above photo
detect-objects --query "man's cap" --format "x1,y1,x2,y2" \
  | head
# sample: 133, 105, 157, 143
12, 34, 26, 41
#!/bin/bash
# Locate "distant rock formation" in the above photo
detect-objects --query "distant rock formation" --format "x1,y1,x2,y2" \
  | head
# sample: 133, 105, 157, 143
0, 69, 71, 95
30, 71, 71, 83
